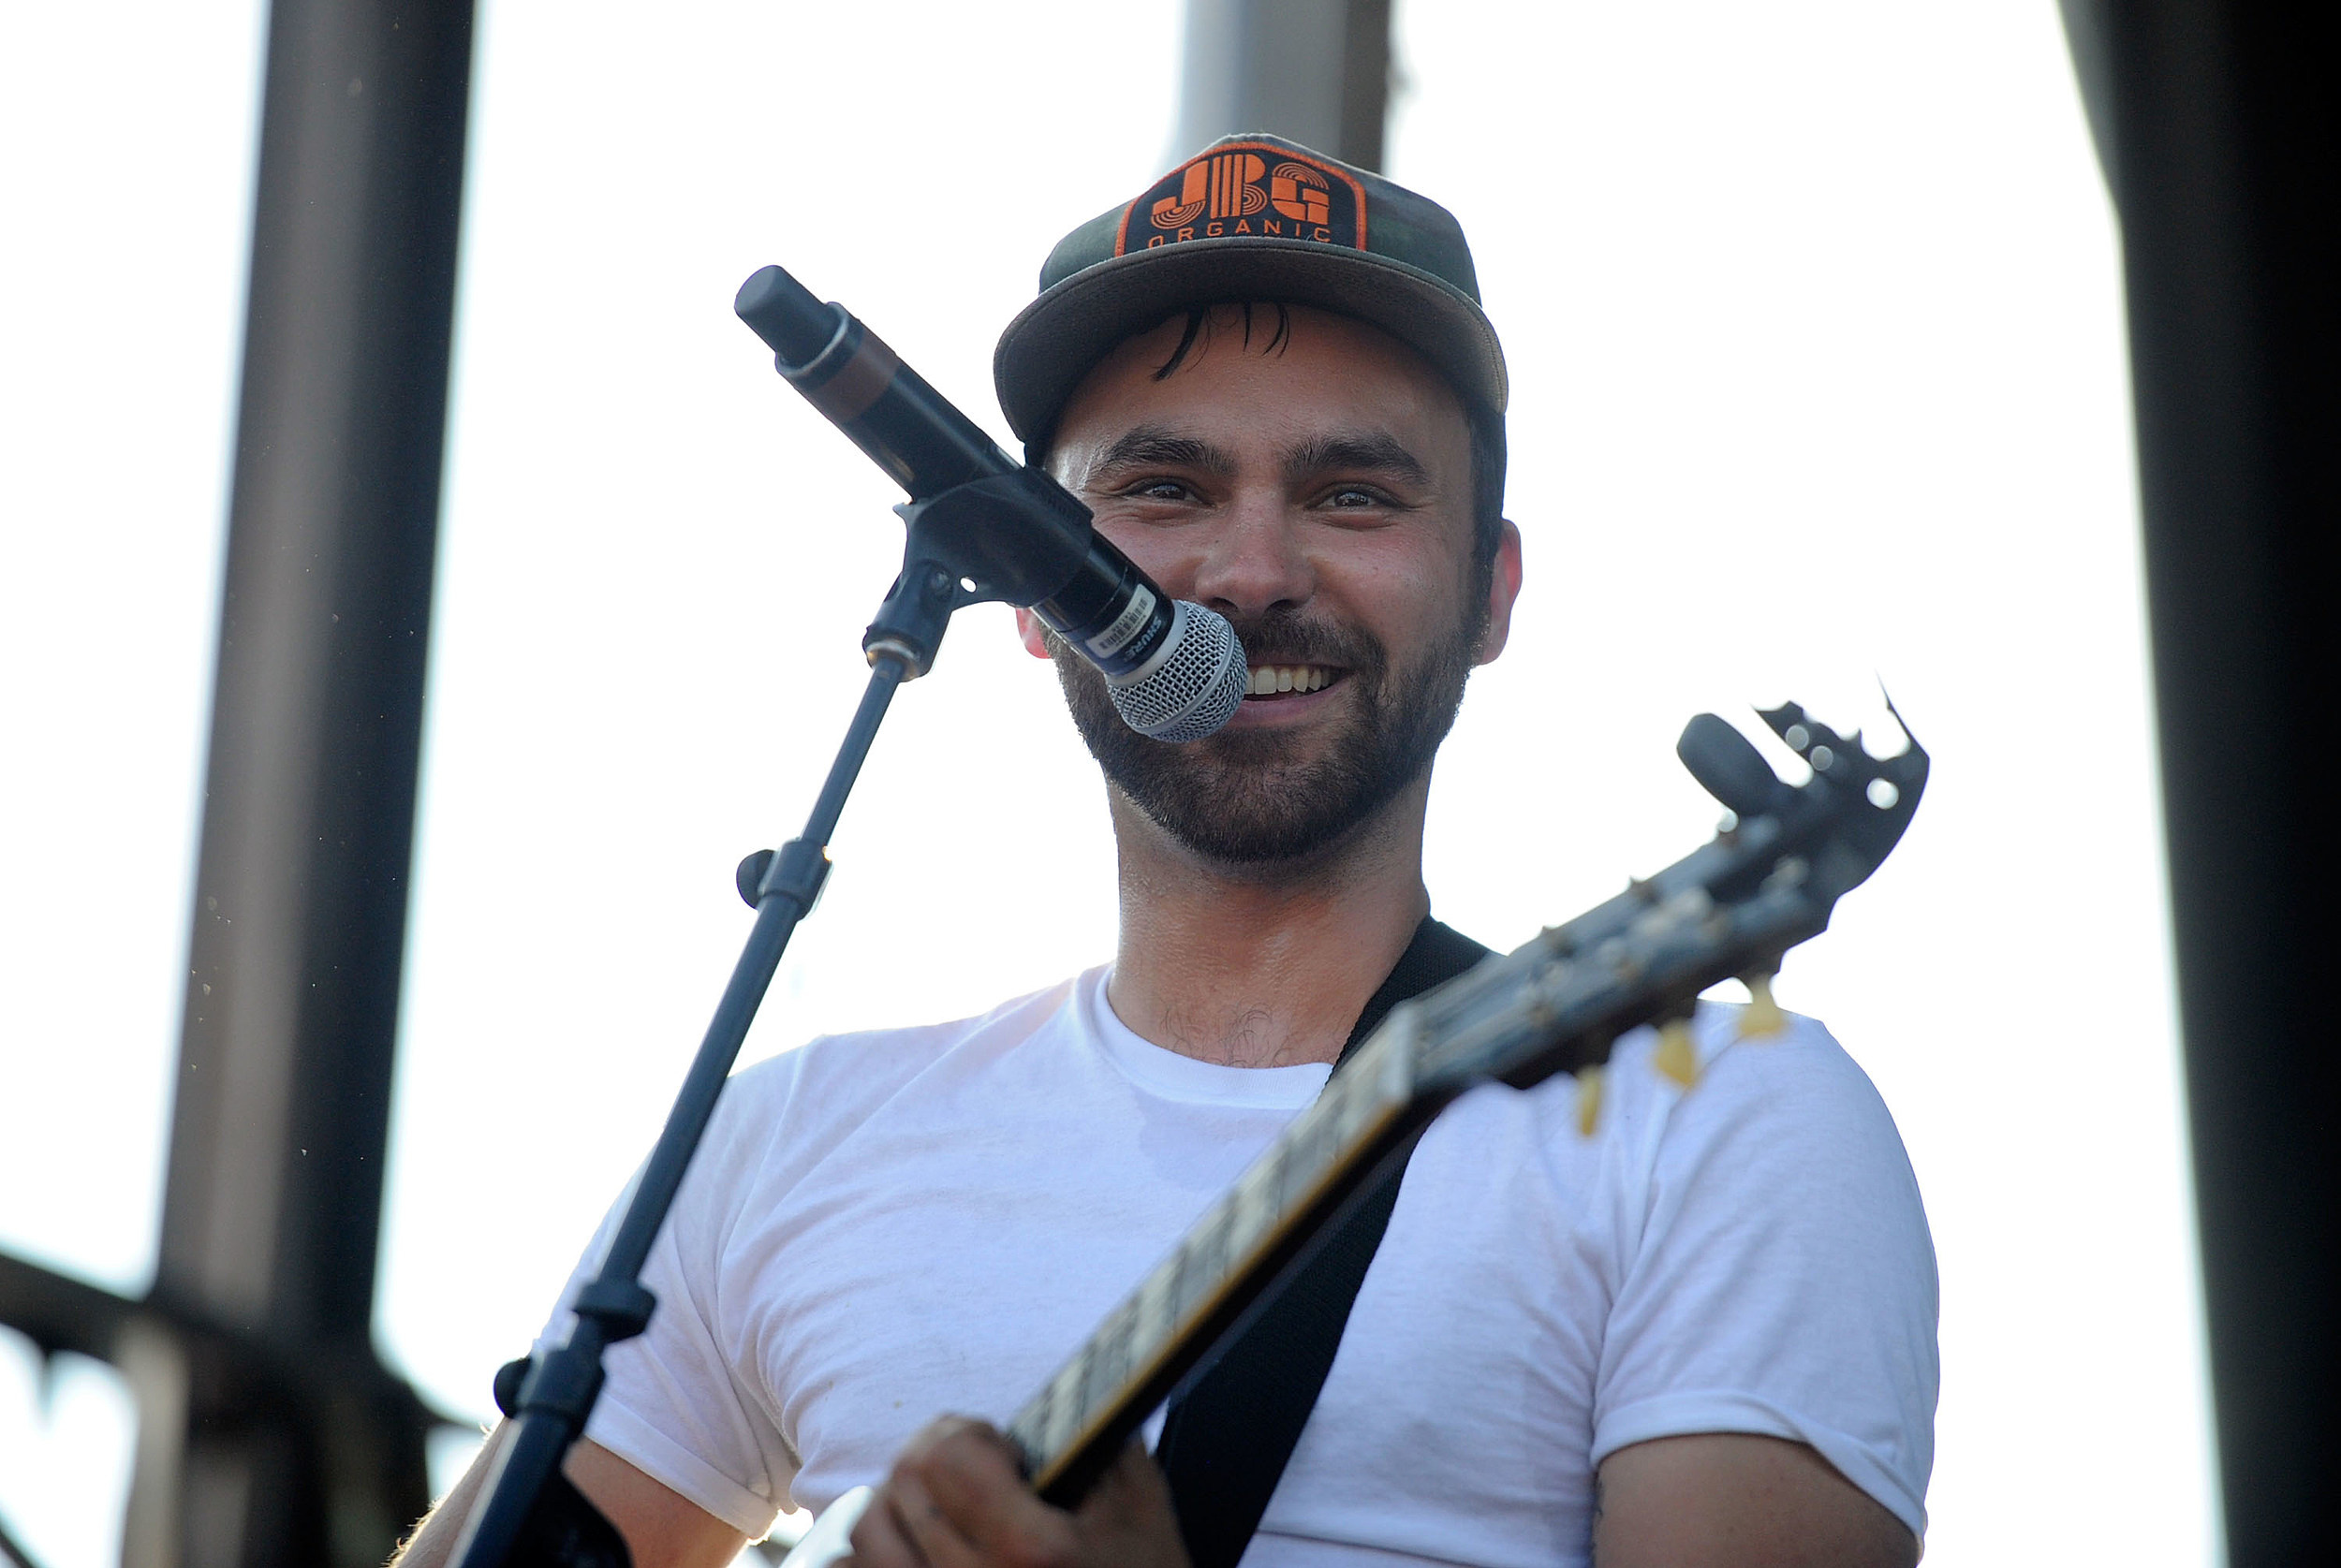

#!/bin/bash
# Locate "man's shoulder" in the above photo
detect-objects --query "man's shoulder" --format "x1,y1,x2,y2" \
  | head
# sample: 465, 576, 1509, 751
1603, 1002, 1882, 1106
1574, 1002, 1914, 1179
1595, 1002, 1927, 1233
677, 971, 1100, 1224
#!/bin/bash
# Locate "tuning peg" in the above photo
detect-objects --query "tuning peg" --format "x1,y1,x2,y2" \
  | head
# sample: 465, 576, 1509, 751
1655, 1018, 1701, 1088
1678, 713, 1797, 818
1739, 970, 1788, 1038
1574, 1066, 1605, 1136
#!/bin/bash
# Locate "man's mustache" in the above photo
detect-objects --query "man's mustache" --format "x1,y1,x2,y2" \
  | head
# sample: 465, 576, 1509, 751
1042, 607, 1388, 688
1217, 608, 1387, 679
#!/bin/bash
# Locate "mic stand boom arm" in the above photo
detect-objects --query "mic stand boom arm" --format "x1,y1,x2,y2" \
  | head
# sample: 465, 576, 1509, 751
447, 471, 1098, 1568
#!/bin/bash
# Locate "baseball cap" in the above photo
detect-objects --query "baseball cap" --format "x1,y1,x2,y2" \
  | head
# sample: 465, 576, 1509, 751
994, 133, 1507, 447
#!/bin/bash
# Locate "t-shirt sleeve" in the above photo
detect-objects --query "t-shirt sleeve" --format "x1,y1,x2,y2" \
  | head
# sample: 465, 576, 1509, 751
534, 1059, 803, 1538
1588, 1015, 1938, 1539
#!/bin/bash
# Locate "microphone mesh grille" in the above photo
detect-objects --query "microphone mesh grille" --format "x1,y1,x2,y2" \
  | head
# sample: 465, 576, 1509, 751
1107, 602, 1245, 741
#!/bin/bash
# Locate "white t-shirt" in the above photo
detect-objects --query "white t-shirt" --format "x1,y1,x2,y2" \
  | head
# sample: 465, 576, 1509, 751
539, 966, 1936, 1565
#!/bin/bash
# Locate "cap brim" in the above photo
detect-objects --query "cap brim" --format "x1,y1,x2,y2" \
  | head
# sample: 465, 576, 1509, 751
994, 239, 1508, 447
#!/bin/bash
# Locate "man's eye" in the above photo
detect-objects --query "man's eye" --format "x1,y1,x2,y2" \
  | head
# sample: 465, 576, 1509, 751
1326, 486, 1385, 508
1131, 479, 1193, 502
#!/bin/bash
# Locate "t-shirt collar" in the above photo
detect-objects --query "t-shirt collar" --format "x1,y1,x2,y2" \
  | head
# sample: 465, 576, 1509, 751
1081, 966, 1332, 1108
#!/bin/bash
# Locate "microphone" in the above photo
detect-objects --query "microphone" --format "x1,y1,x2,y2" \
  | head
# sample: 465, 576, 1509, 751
734, 264, 1246, 743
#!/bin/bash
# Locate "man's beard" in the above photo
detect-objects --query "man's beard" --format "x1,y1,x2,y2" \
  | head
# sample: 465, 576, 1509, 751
1049, 604, 1479, 866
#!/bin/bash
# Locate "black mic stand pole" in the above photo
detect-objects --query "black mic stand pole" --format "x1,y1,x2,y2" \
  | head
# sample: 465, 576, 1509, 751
447, 482, 1077, 1568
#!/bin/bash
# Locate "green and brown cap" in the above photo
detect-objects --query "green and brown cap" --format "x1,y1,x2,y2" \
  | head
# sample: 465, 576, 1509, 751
994, 132, 1507, 446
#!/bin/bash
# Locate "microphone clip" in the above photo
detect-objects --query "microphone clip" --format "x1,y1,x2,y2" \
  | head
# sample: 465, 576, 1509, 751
864, 468, 1095, 678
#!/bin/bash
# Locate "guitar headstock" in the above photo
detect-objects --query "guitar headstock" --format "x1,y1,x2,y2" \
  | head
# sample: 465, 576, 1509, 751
1748, 696, 1928, 901
1403, 700, 1928, 1096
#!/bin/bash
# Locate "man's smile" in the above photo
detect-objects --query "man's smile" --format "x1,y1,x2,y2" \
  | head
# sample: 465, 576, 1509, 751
1243, 663, 1343, 698
1228, 663, 1351, 728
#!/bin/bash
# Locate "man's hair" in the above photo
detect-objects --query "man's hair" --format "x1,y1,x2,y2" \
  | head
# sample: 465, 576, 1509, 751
1036, 301, 1509, 605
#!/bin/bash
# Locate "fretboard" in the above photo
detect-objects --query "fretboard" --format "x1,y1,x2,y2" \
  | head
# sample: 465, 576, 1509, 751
1003, 1004, 1427, 1501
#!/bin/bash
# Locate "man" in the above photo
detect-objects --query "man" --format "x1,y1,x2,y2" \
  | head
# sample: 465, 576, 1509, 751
400, 135, 1936, 1568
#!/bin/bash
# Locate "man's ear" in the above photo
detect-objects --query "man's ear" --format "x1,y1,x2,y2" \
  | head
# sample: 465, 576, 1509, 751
1013, 607, 1055, 660
1473, 520, 1524, 666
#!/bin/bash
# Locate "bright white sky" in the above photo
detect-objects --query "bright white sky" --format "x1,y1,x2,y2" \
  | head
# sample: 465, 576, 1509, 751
0, 2, 2217, 1564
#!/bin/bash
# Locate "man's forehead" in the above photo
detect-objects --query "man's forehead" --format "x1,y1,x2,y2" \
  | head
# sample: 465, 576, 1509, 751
1105, 302, 1449, 389
1052, 304, 1469, 454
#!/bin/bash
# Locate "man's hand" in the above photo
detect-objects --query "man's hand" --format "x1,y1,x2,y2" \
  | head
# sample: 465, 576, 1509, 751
848, 1417, 1189, 1568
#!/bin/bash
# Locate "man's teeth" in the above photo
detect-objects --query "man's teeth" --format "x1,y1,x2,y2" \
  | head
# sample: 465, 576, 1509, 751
1245, 665, 1334, 696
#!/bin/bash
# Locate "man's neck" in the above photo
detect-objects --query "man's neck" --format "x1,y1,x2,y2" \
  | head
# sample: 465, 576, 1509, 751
1103, 776, 1433, 1069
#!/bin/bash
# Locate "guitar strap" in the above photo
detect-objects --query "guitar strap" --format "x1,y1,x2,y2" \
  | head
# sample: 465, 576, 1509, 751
1153, 915, 1492, 1568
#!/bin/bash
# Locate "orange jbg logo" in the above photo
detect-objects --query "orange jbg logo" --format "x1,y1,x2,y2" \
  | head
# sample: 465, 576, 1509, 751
1145, 153, 1337, 243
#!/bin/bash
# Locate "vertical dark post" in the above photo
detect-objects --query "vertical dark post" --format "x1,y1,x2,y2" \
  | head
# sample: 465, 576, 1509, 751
1334, 0, 1392, 172
144, 0, 475, 1563
1171, 0, 1392, 169
2062, 3, 2340, 1561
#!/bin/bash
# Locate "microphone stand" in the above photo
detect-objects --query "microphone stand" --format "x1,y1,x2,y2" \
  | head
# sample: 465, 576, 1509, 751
449, 479, 1076, 1568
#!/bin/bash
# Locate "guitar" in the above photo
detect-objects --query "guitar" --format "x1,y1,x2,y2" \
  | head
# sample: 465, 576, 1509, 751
781, 700, 1927, 1564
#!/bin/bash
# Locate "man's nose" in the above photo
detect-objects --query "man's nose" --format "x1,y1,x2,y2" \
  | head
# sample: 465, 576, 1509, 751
1191, 487, 1314, 618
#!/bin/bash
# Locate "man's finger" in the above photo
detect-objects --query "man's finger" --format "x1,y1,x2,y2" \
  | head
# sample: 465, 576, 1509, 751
898, 1419, 1077, 1567
886, 1470, 988, 1568
1074, 1440, 1179, 1529
1067, 1442, 1190, 1568
847, 1483, 932, 1568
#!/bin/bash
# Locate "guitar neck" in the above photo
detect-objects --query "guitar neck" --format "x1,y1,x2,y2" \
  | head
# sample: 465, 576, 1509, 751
1006, 1009, 1436, 1502
1004, 880, 1803, 1502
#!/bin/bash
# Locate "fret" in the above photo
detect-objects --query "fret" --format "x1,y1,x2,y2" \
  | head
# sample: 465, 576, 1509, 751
1027, 1368, 1067, 1459
1226, 1151, 1282, 1255
1079, 1308, 1135, 1429
1158, 1235, 1199, 1339
1185, 1204, 1231, 1289
1040, 1355, 1087, 1456
1274, 1096, 1334, 1210
1132, 1246, 1178, 1343
1245, 1138, 1294, 1235
1006, 1379, 1054, 1470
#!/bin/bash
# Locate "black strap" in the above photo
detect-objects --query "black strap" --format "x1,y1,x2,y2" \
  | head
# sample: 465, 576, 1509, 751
1154, 915, 1491, 1568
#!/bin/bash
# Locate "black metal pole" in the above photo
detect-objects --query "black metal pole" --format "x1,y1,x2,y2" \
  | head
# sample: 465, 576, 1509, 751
2062, 4, 2340, 1561
1172, 0, 1391, 169
449, 649, 917, 1568
0, 1504, 43, 1568
138, 0, 476, 1563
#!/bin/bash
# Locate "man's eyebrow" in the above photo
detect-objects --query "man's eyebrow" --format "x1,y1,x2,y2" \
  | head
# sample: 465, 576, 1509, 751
1085, 426, 1239, 478
1282, 432, 1432, 488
